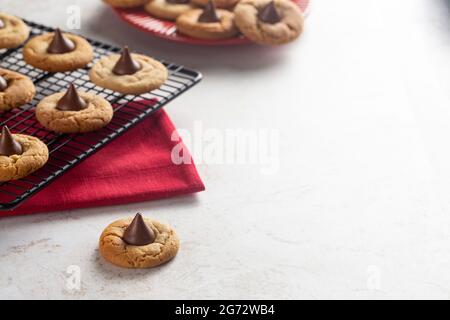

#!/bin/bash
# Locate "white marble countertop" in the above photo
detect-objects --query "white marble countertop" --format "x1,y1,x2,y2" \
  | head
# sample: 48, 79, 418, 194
0, 0, 449, 299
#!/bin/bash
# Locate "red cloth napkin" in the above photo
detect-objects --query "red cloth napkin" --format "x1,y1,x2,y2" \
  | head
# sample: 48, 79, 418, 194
0, 109, 204, 218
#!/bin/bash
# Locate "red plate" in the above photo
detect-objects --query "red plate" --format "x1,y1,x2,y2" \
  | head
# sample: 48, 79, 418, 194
111, 0, 310, 45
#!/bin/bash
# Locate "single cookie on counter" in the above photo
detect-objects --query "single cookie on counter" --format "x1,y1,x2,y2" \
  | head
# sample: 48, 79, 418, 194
89, 46, 168, 95
234, 0, 303, 45
0, 126, 49, 182
36, 84, 113, 133
191, 0, 239, 9
176, 0, 239, 40
103, 0, 150, 8
0, 13, 30, 49
23, 28, 93, 72
145, 0, 196, 21
99, 213, 180, 269
0, 68, 36, 112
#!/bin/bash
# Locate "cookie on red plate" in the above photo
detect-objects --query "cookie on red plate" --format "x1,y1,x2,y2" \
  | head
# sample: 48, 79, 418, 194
103, 0, 150, 8
145, 0, 196, 21
234, 0, 304, 45
176, 0, 239, 40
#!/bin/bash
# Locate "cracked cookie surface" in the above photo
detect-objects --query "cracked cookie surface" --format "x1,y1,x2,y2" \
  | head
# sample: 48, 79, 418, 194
0, 134, 48, 181
0, 13, 30, 49
176, 8, 239, 40
234, 0, 303, 45
0, 68, 36, 112
145, 0, 196, 21
36, 91, 113, 133
23, 31, 93, 72
99, 217, 180, 268
89, 53, 168, 95
103, 0, 149, 8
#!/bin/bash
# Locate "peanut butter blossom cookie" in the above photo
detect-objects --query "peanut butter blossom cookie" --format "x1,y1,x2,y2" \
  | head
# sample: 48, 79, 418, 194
23, 28, 94, 72
0, 13, 30, 49
0, 68, 36, 112
103, 0, 150, 8
99, 213, 180, 269
191, 0, 239, 9
89, 46, 168, 95
234, 0, 304, 45
36, 84, 113, 133
176, 0, 239, 40
0, 126, 49, 182
145, 0, 196, 21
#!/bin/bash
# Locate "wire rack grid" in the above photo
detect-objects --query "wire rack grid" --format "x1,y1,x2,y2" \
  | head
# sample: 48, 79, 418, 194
0, 19, 202, 210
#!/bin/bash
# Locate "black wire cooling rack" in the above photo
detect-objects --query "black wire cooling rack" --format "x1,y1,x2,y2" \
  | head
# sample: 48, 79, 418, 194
0, 20, 202, 210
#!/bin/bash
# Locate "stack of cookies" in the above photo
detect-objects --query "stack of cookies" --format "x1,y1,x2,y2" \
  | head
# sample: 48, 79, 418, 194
0, 12, 168, 182
105, 0, 304, 45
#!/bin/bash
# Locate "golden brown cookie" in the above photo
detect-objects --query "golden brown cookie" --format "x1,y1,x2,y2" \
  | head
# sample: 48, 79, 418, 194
99, 214, 180, 269
145, 0, 196, 21
0, 68, 36, 112
176, 4, 239, 40
0, 128, 49, 182
0, 13, 30, 49
192, 0, 239, 9
89, 48, 168, 95
234, 0, 303, 45
103, 0, 150, 8
23, 30, 93, 72
36, 86, 113, 133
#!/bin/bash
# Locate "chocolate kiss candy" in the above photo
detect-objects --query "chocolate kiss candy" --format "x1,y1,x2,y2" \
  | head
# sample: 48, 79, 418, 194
56, 84, 87, 111
0, 76, 7, 92
47, 28, 75, 54
112, 46, 142, 76
198, 0, 220, 23
258, 1, 281, 24
0, 19, 5, 29
167, 0, 190, 3
0, 126, 23, 156
123, 213, 156, 246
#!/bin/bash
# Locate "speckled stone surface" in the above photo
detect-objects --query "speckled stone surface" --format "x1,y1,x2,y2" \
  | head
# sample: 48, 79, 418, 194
1, 0, 450, 299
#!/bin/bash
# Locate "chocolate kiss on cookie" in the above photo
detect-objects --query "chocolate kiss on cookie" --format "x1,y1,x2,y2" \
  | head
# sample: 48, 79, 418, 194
258, 1, 281, 24
113, 46, 142, 76
47, 28, 75, 54
123, 213, 156, 246
198, 0, 220, 23
56, 84, 87, 111
0, 126, 23, 156
167, 0, 190, 3
0, 76, 7, 92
